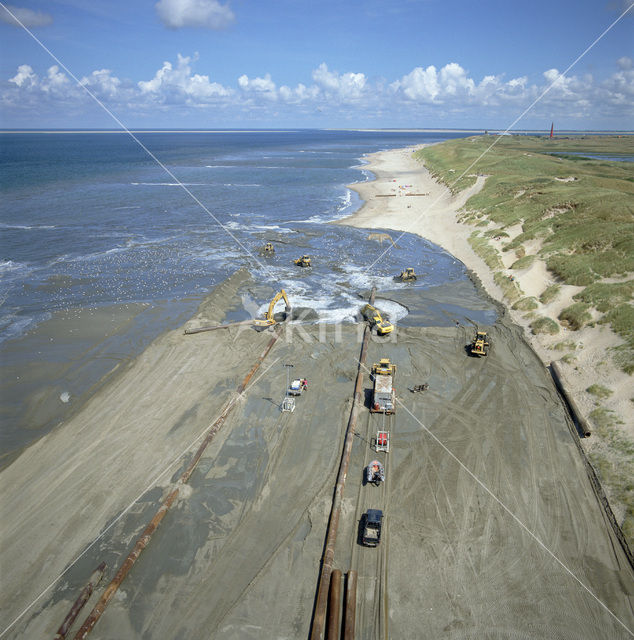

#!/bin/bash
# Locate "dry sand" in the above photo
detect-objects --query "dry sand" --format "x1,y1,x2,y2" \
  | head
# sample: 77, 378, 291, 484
342, 145, 633, 465
1, 262, 633, 638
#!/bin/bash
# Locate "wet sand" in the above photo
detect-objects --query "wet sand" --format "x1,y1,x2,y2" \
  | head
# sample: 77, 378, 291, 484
1, 267, 633, 638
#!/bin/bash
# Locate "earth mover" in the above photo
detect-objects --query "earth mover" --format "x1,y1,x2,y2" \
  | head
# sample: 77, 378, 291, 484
395, 267, 417, 282
360, 303, 394, 336
371, 358, 396, 414
262, 242, 275, 254
253, 289, 291, 328
470, 330, 490, 356
293, 255, 311, 267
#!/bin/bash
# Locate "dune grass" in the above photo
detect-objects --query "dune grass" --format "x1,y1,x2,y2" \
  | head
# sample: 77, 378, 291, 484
417, 135, 633, 372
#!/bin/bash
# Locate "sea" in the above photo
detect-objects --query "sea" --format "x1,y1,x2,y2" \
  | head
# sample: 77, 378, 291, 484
0, 129, 498, 460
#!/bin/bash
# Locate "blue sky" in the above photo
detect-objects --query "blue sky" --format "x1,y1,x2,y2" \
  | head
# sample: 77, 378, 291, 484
1, 0, 632, 129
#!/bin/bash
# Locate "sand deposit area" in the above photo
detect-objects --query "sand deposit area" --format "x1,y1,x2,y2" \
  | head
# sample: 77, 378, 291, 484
2, 272, 633, 639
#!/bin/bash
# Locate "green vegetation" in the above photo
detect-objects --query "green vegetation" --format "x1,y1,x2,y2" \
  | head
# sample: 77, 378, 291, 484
587, 407, 634, 544
586, 384, 613, 399
512, 296, 538, 311
511, 254, 536, 270
417, 135, 633, 371
539, 284, 561, 304
558, 302, 592, 331
530, 316, 560, 335
493, 271, 522, 302
552, 339, 577, 351
468, 232, 503, 270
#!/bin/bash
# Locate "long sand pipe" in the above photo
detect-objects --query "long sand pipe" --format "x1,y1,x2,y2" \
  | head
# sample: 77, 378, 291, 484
73, 327, 282, 639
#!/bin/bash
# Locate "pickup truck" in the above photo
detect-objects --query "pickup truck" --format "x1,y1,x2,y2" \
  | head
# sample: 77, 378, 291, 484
361, 509, 383, 547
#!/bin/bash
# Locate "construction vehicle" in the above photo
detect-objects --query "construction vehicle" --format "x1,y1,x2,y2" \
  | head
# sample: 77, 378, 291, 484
366, 460, 385, 485
287, 378, 308, 396
253, 290, 291, 328
361, 509, 383, 547
394, 267, 417, 282
375, 430, 390, 453
360, 304, 394, 336
293, 255, 311, 267
470, 330, 490, 356
262, 242, 275, 254
371, 358, 396, 414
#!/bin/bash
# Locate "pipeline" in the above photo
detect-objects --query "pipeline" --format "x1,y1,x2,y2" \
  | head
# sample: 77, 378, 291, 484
184, 319, 253, 334
54, 563, 105, 640
310, 288, 375, 640
73, 328, 282, 639
550, 360, 592, 437
326, 569, 342, 640
343, 571, 357, 640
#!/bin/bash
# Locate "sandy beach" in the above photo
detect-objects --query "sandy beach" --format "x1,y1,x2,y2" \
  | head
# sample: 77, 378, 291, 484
342, 145, 633, 516
1, 151, 633, 638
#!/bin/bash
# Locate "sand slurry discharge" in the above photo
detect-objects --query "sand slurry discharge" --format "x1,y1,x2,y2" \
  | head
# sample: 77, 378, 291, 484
1, 275, 633, 638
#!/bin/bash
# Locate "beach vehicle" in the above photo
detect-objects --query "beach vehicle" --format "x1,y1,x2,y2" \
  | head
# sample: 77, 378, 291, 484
470, 330, 490, 356
360, 303, 394, 335
371, 358, 396, 414
394, 267, 417, 282
361, 509, 383, 547
287, 378, 308, 396
375, 430, 390, 453
262, 242, 275, 254
253, 289, 291, 328
293, 255, 311, 267
366, 460, 385, 485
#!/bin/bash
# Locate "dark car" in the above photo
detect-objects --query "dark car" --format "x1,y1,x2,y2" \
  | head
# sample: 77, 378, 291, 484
361, 509, 383, 547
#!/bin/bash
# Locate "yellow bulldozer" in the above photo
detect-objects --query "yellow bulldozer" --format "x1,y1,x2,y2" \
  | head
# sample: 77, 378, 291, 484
361, 304, 394, 336
253, 289, 292, 328
395, 267, 417, 282
262, 242, 275, 254
470, 330, 490, 356
293, 255, 311, 267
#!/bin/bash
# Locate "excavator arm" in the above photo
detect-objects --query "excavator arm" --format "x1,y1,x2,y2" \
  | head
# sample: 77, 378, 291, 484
254, 289, 292, 327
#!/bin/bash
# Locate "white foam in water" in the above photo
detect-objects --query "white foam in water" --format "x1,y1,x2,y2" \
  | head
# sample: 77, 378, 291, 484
60, 391, 71, 403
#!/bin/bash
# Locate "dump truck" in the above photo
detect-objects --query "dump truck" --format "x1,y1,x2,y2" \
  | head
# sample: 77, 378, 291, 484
361, 509, 383, 546
394, 267, 417, 282
371, 358, 396, 413
470, 330, 490, 357
360, 303, 394, 336
293, 255, 311, 267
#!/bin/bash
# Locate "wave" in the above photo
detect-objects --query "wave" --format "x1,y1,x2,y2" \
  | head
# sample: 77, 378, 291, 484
0, 259, 29, 273
0, 223, 56, 231
130, 182, 209, 187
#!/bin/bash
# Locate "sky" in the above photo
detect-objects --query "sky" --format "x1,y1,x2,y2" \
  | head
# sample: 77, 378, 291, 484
0, 0, 632, 130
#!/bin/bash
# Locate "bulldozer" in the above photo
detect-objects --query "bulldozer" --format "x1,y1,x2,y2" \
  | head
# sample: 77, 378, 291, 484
395, 267, 417, 282
470, 330, 490, 356
261, 242, 275, 254
253, 290, 292, 328
361, 304, 394, 336
293, 255, 311, 267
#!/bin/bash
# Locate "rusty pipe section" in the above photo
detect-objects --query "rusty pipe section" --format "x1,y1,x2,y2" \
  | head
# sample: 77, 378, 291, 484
327, 569, 342, 640
54, 562, 105, 640
343, 571, 357, 640
73, 328, 282, 640
310, 289, 375, 640
184, 320, 253, 334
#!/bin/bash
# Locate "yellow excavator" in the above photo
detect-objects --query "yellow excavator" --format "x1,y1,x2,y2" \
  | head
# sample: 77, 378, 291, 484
361, 304, 394, 335
294, 255, 311, 267
253, 289, 292, 327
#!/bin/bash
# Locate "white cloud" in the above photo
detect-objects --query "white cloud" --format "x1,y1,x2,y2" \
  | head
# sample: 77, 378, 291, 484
9, 64, 37, 88
238, 73, 277, 100
80, 69, 121, 98
155, 0, 234, 30
138, 54, 231, 103
0, 4, 52, 27
312, 63, 366, 101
